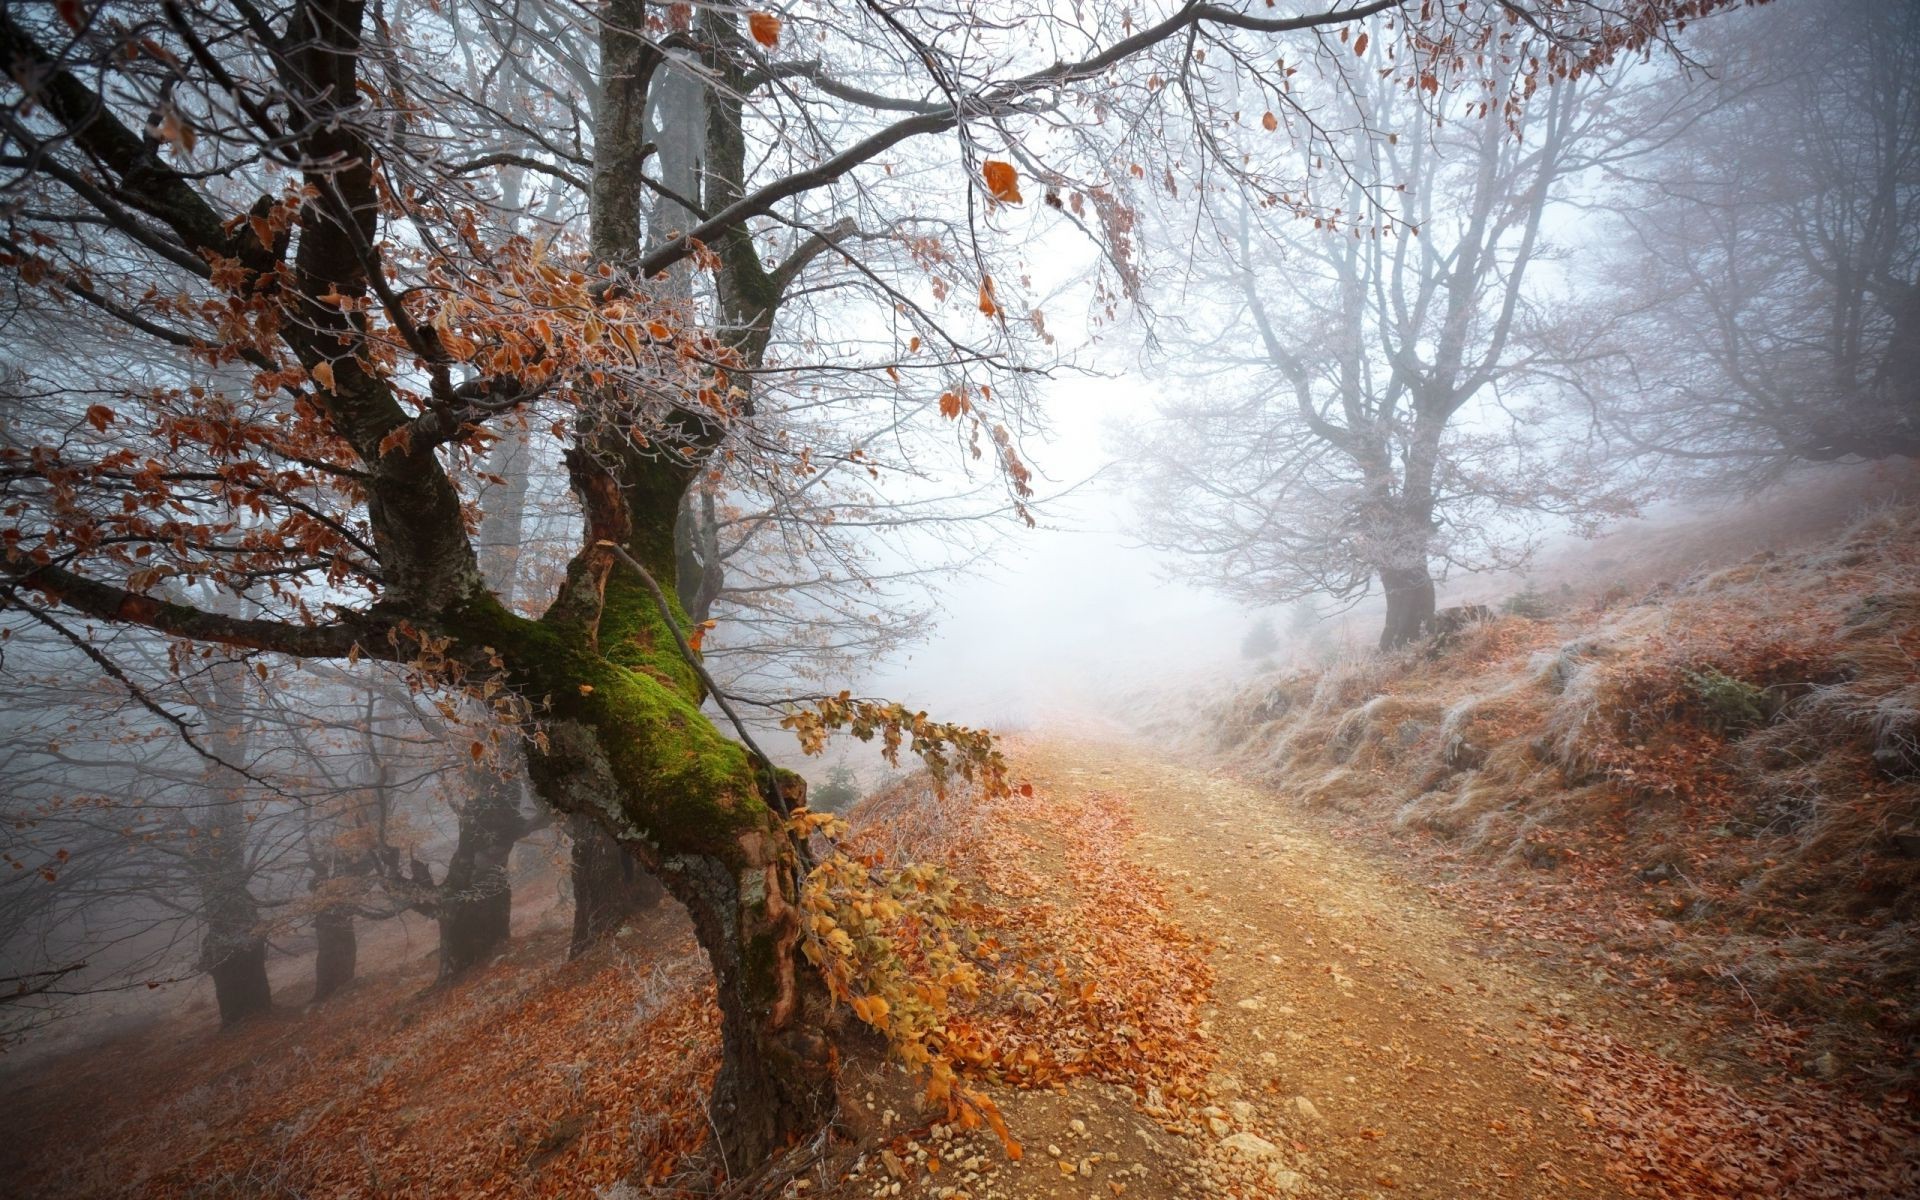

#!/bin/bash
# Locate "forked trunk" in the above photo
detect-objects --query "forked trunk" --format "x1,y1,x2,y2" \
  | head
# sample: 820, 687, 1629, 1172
1379, 564, 1437, 650
312, 906, 357, 1001
568, 813, 665, 958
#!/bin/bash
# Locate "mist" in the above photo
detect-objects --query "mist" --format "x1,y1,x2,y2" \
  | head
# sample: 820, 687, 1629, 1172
2, 0, 1915, 1196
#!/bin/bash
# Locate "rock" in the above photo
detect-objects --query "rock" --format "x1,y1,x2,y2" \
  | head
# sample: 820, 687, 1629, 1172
1236, 996, 1265, 1010
1267, 1166, 1306, 1193
1046, 1143, 1062, 1158
1219, 1132, 1280, 1160
1207, 1116, 1231, 1137
1291, 1095, 1322, 1121
1069, 1118, 1086, 1136
1230, 1101, 1255, 1124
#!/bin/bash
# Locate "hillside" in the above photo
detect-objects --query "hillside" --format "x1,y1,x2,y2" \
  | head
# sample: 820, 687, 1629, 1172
5, 503, 1916, 1199
1204, 503, 1920, 1101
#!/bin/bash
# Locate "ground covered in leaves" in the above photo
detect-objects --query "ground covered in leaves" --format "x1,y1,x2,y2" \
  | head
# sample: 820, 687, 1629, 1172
5, 688, 1915, 1197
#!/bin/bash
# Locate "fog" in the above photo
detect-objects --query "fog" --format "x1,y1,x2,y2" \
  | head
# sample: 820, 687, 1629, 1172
0, 0, 1914, 1190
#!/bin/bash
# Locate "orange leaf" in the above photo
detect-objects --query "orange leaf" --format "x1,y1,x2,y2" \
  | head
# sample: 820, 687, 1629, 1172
1261, 111, 1278, 132
748, 11, 780, 48
977, 277, 998, 317
938, 391, 963, 419
647, 320, 671, 340
83, 404, 114, 432
311, 360, 336, 391
1354, 32, 1369, 56
982, 159, 1023, 203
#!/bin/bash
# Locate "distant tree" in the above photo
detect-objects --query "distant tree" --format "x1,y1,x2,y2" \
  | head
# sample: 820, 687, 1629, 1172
1595, 0, 1920, 482
1239, 617, 1281, 662
1127, 60, 1639, 649
810, 765, 862, 813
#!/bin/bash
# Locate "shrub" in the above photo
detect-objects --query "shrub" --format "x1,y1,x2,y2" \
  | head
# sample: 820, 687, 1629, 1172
1501, 581, 1555, 620
1682, 666, 1769, 736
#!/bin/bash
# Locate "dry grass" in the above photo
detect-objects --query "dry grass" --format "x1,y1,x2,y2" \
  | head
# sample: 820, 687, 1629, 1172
1205, 503, 1920, 1096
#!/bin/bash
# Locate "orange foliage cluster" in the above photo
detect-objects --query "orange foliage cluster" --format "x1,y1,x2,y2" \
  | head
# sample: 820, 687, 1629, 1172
830, 775, 1215, 1115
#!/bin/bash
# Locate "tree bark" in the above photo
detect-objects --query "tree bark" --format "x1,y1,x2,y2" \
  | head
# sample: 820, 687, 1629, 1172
432, 765, 526, 982
568, 813, 665, 958
311, 906, 357, 1001
205, 924, 272, 1027
1378, 564, 1437, 650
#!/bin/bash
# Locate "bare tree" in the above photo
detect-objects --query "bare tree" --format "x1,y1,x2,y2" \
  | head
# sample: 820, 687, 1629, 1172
1127, 55, 1636, 647
1594, 0, 1920, 483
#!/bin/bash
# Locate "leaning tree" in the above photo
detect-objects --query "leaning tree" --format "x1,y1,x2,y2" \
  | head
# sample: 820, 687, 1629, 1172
0, 0, 1739, 1166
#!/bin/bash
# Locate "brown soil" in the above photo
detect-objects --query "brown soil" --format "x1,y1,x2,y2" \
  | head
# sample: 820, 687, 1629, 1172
834, 733, 1672, 1200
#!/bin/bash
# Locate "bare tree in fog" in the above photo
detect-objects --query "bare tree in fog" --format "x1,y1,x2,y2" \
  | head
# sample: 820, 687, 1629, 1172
1127, 56, 1639, 648
1597, 0, 1920, 480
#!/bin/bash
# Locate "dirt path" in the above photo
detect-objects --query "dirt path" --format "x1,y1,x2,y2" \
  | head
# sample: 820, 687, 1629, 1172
997, 733, 1635, 1200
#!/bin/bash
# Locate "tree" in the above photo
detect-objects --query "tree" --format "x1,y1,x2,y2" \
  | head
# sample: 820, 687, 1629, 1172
0, 0, 1740, 1166
1239, 616, 1280, 662
1594, 0, 1920, 482
1126, 51, 1637, 648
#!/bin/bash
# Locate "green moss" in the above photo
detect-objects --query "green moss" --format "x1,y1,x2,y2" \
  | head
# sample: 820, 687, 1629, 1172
446, 590, 773, 865
597, 569, 701, 700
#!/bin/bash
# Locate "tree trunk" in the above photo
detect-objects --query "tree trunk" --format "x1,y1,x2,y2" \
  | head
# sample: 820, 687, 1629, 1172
312, 906, 357, 1001
1378, 564, 1437, 650
519, 707, 838, 1168
568, 813, 665, 958
433, 765, 525, 982
669, 850, 838, 1170
206, 926, 271, 1027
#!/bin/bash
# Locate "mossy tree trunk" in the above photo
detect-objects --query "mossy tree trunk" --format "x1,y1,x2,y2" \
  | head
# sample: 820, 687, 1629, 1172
524, 4, 837, 1162
445, 428, 836, 1163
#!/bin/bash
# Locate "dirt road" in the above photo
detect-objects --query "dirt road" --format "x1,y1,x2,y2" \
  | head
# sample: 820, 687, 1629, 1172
978, 735, 1635, 1200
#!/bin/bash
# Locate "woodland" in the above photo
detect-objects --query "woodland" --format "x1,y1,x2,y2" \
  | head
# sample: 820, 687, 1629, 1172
0, 0, 1915, 1197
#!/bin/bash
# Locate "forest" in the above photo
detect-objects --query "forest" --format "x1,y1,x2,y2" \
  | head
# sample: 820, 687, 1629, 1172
0, 0, 1914, 1196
